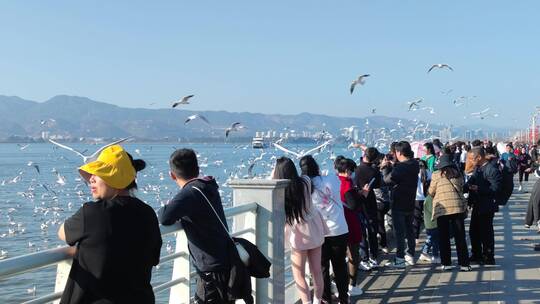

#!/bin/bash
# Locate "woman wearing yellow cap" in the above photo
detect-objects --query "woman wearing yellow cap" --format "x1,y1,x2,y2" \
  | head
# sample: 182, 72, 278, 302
57, 145, 162, 304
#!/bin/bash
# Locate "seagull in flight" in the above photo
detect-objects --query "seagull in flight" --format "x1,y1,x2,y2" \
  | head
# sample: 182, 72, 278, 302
172, 95, 195, 108
470, 108, 499, 120
407, 98, 423, 111
49, 137, 133, 163
350, 74, 370, 94
272, 140, 334, 159
185, 114, 210, 125
27, 161, 40, 174
428, 64, 454, 73
247, 152, 267, 177
17, 144, 30, 151
470, 108, 490, 117
225, 122, 245, 138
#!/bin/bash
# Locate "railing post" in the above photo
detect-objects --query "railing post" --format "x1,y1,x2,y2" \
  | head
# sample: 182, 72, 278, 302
53, 260, 72, 304
168, 230, 190, 304
229, 179, 289, 304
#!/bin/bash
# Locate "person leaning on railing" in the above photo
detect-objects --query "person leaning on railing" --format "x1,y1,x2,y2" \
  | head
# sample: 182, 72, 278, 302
158, 148, 250, 304
57, 145, 163, 304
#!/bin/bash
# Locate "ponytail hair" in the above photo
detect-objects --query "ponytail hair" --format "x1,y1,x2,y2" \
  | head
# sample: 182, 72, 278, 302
126, 152, 146, 190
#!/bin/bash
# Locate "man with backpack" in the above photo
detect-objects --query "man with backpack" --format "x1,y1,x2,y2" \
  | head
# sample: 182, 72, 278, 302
465, 147, 502, 265
485, 147, 514, 206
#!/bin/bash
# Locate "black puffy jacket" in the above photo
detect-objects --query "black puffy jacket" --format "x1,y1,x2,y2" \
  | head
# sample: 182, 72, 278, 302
382, 158, 420, 212
465, 161, 503, 214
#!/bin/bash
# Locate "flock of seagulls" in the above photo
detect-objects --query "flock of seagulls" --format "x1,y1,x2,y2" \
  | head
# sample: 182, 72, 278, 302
349, 63, 498, 122
170, 95, 248, 139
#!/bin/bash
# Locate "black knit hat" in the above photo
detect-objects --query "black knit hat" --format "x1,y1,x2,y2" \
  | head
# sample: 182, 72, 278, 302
437, 154, 455, 170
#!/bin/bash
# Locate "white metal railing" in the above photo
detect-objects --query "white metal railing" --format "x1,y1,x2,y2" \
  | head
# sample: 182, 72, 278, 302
1, 179, 291, 303
0, 202, 258, 304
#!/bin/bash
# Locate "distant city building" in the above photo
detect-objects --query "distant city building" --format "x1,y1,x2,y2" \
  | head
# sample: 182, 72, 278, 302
41, 131, 50, 140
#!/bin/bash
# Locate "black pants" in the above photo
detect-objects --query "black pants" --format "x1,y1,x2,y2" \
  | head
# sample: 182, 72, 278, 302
392, 210, 415, 259
322, 233, 349, 304
413, 200, 425, 239
519, 169, 530, 183
377, 202, 390, 248
437, 213, 469, 266
347, 242, 360, 286
359, 212, 379, 260
194, 271, 235, 304
526, 197, 540, 226
469, 210, 495, 261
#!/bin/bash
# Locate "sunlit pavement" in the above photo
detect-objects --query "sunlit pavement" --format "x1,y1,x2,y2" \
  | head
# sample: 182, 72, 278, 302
353, 177, 540, 304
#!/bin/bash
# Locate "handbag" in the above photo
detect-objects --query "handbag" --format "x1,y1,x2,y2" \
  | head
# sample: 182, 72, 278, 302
446, 177, 468, 219
192, 186, 250, 266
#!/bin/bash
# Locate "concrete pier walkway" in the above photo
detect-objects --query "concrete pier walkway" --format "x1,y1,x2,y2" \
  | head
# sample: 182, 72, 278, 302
353, 178, 540, 304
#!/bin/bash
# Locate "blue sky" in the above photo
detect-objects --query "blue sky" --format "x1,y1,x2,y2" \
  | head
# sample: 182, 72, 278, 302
0, 1, 539, 128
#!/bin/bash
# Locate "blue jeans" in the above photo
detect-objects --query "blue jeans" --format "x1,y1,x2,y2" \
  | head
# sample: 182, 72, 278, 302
421, 228, 440, 258
392, 210, 415, 259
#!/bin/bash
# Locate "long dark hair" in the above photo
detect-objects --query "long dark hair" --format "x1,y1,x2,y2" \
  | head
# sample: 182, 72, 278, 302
424, 142, 435, 156
441, 166, 461, 179
273, 157, 308, 225
299, 155, 320, 178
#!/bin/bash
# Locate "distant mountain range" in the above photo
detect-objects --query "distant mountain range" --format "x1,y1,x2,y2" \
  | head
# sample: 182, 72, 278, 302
0, 95, 515, 142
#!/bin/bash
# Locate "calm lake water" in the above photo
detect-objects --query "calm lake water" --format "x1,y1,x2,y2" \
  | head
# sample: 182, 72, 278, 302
0, 142, 360, 302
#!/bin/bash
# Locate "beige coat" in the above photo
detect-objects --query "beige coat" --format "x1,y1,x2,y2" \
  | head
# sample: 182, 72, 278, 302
428, 171, 467, 220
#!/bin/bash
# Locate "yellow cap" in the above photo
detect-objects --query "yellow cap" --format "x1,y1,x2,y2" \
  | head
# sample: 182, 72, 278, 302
78, 145, 136, 189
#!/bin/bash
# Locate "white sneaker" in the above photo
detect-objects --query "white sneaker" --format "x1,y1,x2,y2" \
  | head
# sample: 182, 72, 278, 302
348, 284, 364, 296
368, 258, 379, 268
381, 247, 389, 254
460, 265, 472, 272
419, 253, 432, 262
331, 281, 338, 294
405, 254, 415, 266
359, 260, 372, 271
440, 265, 454, 271
313, 298, 323, 304
385, 257, 406, 268
431, 256, 441, 264
518, 184, 523, 192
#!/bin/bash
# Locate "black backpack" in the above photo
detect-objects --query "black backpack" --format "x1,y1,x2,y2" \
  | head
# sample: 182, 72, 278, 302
504, 157, 519, 174
496, 163, 514, 206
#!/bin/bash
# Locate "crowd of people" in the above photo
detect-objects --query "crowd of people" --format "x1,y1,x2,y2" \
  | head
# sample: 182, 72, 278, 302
279, 139, 540, 304
53, 139, 540, 304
